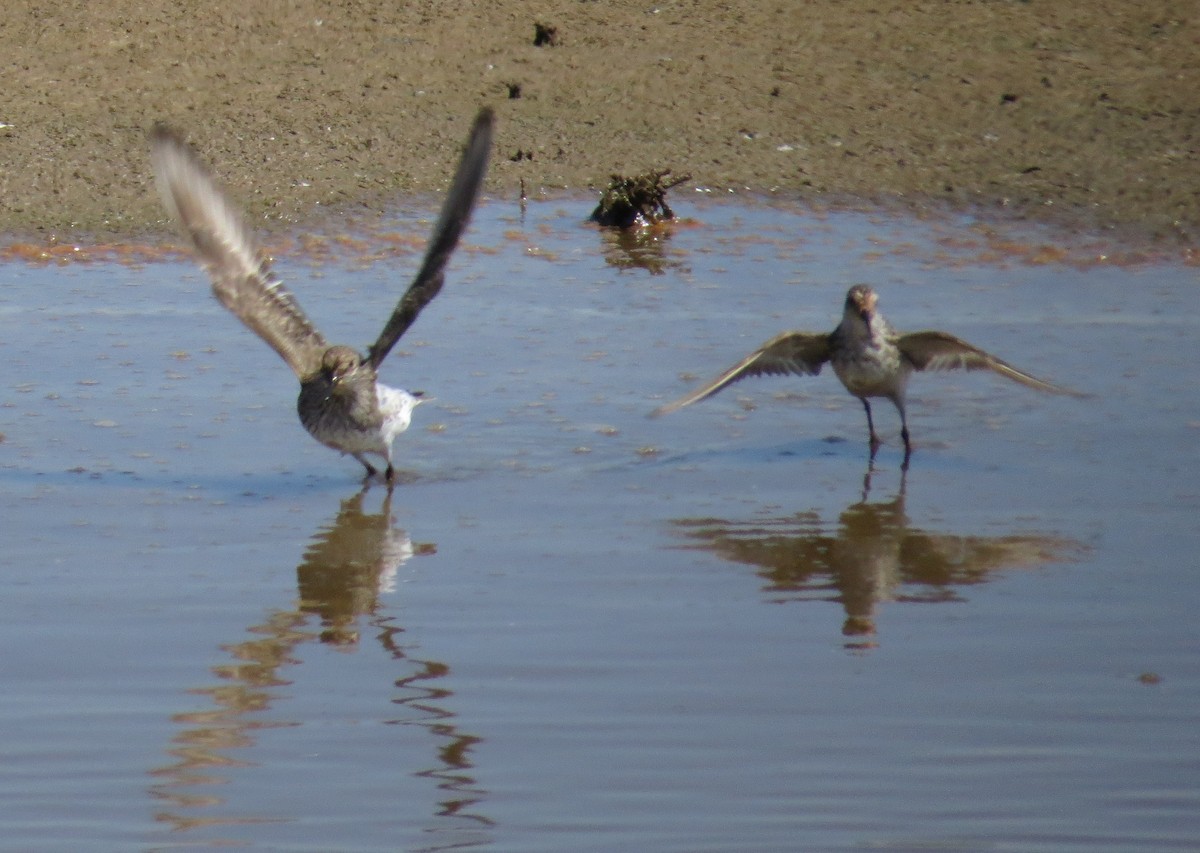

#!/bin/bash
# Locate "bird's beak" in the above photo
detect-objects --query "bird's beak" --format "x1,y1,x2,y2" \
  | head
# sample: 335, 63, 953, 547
858, 291, 876, 320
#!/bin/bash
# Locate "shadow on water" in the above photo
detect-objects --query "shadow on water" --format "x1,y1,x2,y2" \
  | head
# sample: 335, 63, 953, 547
148, 489, 492, 846
670, 467, 1088, 651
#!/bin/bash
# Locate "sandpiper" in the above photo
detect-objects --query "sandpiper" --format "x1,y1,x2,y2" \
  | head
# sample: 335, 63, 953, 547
652, 284, 1086, 464
151, 109, 493, 485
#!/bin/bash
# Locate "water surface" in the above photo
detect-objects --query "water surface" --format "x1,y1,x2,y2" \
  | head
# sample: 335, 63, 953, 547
1, 198, 1197, 851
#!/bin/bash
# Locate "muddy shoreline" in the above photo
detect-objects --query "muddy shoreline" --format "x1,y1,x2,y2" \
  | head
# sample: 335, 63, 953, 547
2, 1, 1196, 242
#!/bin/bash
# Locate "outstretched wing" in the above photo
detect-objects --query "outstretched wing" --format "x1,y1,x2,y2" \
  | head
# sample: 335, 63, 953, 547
899, 330, 1087, 396
367, 108, 494, 370
651, 331, 833, 417
150, 125, 327, 379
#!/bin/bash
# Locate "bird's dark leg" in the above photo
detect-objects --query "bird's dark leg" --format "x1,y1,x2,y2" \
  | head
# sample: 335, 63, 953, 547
382, 450, 397, 491
352, 453, 378, 478
350, 452, 380, 487
861, 398, 881, 460
895, 401, 913, 471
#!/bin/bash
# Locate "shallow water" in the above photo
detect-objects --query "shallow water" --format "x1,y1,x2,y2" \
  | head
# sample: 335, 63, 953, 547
1, 198, 1198, 852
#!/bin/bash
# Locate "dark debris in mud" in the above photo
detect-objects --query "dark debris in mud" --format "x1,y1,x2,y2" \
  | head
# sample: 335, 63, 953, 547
533, 22, 559, 47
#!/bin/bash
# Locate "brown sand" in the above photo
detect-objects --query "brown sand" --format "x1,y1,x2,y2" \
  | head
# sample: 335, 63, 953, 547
1, 1, 1196, 241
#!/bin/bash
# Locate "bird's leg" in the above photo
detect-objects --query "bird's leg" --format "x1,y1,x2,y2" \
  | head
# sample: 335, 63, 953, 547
895, 401, 913, 471
383, 451, 396, 491
861, 398, 881, 459
352, 453, 379, 482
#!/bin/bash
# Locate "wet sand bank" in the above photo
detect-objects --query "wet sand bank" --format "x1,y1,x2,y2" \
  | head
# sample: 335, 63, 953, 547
1, 1, 1196, 241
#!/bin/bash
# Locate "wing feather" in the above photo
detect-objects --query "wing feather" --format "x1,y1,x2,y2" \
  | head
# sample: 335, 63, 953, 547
367, 108, 494, 369
150, 125, 327, 379
651, 331, 832, 417
899, 331, 1087, 396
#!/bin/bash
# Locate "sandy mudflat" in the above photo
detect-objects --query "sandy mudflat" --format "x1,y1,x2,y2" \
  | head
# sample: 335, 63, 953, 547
1, 1, 1196, 241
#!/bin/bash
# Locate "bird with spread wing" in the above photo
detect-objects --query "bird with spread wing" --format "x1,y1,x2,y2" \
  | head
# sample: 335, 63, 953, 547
151, 109, 493, 485
652, 284, 1086, 465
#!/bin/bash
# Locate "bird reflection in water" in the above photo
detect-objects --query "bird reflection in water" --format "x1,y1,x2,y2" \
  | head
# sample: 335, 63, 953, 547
150, 489, 491, 841
672, 472, 1086, 650
297, 488, 423, 647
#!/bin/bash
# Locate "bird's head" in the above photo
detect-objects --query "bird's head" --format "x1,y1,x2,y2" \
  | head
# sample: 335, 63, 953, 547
320, 346, 364, 383
845, 284, 878, 323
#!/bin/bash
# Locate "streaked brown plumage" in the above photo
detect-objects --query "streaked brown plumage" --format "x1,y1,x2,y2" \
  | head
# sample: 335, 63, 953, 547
151, 109, 493, 485
652, 284, 1086, 464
